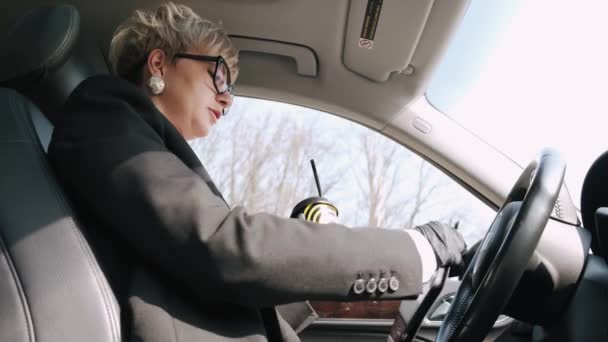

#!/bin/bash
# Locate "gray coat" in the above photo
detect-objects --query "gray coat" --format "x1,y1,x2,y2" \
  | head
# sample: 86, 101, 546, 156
48, 75, 423, 342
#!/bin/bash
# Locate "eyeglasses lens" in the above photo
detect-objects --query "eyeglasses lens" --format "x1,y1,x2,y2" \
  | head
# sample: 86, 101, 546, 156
215, 61, 231, 94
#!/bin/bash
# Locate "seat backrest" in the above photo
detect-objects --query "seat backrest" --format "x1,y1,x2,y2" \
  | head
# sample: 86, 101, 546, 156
581, 151, 608, 258
0, 88, 121, 342
0, 4, 121, 342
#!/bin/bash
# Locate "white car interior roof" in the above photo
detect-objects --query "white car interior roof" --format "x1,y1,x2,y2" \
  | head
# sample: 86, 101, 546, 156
1, 0, 469, 129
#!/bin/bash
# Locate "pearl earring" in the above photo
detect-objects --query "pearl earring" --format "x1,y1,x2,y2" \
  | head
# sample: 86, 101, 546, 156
147, 75, 165, 95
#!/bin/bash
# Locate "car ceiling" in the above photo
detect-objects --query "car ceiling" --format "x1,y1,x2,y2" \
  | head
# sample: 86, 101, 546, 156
1, 0, 469, 130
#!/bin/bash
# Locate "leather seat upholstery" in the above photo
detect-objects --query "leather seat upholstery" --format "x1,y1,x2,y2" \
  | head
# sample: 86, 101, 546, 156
0, 88, 121, 342
581, 151, 608, 258
0, 4, 121, 342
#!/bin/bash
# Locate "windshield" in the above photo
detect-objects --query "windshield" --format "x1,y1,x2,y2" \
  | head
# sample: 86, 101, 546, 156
426, 0, 608, 207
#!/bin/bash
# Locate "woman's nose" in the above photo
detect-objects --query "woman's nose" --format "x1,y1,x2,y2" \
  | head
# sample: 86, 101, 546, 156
216, 92, 233, 109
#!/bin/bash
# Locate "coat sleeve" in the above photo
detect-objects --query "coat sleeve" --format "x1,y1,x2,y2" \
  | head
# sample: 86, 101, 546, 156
48, 109, 423, 308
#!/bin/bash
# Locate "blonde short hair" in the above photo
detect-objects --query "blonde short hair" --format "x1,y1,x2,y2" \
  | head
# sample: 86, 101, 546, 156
109, 2, 239, 84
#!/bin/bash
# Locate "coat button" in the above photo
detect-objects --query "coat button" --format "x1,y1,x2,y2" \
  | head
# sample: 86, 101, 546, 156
377, 277, 389, 293
389, 276, 400, 292
366, 277, 378, 294
353, 278, 366, 295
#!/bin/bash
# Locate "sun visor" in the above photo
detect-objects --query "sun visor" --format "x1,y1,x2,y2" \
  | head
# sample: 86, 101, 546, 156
343, 0, 434, 82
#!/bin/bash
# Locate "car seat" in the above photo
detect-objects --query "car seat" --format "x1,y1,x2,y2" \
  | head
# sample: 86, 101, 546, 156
0, 4, 121, 342
581, 151, 608, 259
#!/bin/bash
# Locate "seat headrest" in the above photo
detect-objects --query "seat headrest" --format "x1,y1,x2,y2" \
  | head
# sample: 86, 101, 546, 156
581, 151, 608, 256
0, 4, 80, 88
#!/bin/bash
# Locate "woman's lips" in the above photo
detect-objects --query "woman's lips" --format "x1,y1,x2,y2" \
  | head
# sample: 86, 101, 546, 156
209, 108, 221, 120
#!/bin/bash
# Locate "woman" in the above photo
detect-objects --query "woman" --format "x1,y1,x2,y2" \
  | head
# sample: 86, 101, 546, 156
48, 3, 466, 342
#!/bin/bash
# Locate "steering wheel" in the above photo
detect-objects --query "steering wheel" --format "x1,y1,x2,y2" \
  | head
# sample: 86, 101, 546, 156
435, 149, 565, 342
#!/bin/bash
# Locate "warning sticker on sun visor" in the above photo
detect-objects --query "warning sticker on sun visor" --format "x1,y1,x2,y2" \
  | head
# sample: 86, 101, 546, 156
359, 0, 383, 49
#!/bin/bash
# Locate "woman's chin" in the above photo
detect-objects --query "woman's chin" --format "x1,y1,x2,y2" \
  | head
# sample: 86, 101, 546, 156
189, 120, 212, 139
195, 125, 211, 138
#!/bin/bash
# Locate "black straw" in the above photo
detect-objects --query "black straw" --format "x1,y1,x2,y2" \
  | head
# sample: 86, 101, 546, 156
310, 159, 323, 197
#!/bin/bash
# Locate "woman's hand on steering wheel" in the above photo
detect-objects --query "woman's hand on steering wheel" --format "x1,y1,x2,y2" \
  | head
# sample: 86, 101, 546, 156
414, 221, 468, 272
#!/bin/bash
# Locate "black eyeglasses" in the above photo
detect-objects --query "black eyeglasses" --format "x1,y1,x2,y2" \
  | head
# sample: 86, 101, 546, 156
173, 53, 234, 96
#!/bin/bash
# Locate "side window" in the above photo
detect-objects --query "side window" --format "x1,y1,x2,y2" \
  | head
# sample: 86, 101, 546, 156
191, 97, 495, 319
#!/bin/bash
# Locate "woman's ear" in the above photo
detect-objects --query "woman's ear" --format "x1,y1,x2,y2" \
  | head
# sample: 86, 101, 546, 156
146, 49, 168, 76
